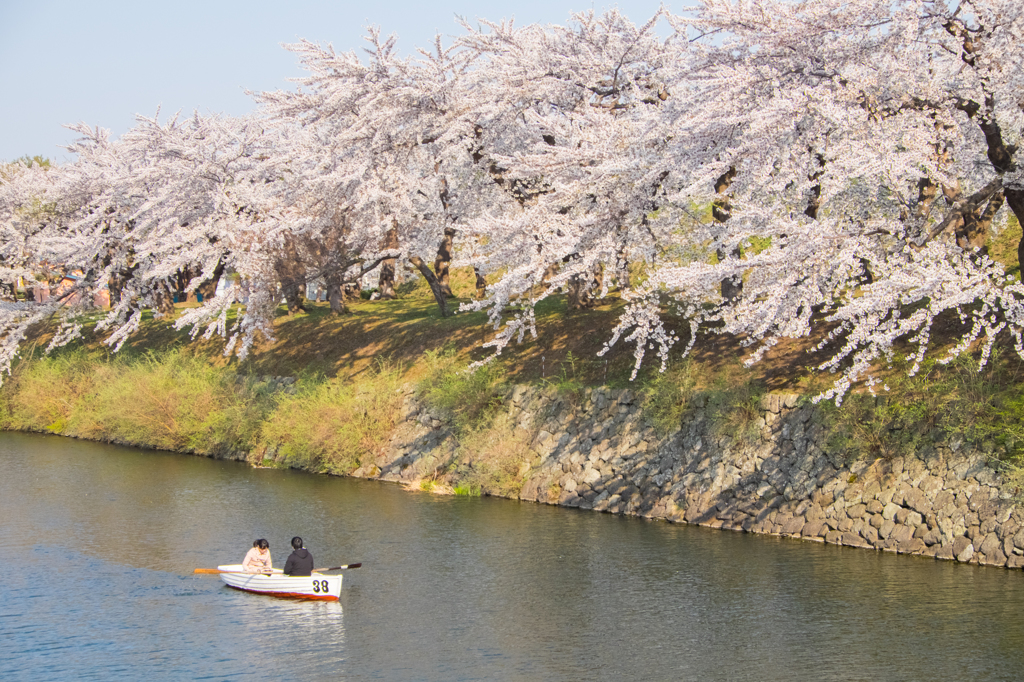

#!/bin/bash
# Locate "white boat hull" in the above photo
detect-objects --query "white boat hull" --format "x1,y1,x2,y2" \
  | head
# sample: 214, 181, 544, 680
216, 564, 342, 600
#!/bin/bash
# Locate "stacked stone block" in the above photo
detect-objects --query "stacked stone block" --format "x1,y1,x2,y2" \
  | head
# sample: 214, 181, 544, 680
348, 384, 1023, 569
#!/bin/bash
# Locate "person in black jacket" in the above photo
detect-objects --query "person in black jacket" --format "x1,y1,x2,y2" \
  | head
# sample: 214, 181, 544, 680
283, 536, 314, 576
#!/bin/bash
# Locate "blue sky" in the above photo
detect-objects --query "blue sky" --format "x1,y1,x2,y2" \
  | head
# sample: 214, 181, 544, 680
0, 0, 666, 163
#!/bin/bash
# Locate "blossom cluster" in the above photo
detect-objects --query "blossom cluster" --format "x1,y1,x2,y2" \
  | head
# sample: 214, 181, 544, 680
2, 0, 1023, 400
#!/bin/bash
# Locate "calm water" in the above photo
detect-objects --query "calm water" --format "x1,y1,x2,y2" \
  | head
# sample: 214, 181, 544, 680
2, 432, 1024, 680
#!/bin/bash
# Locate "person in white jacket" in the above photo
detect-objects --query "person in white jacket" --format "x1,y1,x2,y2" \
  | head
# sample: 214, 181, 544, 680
242, 538, 272, 574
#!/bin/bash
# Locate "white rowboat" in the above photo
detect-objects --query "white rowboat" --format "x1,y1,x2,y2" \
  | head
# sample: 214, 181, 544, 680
216, 564, 342, 600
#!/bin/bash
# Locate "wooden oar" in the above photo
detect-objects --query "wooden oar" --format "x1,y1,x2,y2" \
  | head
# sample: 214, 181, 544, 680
193, 563, 360, 575
313, 563, 362, 572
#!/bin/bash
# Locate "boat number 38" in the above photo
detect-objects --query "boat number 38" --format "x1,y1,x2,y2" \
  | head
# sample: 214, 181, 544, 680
312, 580, 330, 593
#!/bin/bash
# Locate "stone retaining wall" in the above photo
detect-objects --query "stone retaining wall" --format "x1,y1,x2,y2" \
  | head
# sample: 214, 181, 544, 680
345, 385, 1024, 569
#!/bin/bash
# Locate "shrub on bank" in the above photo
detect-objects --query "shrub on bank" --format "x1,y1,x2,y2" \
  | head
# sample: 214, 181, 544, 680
417, 346, 506, 432
0, 350, 98, 434
416, 347, 534, 496
820, 352, 1024, 462
82, 351, 273, 455
0, 350, 273, 455
258, 360, 405, 474
6, 339, 1024, 500
445, 413, 534, 497
640, 359, 699, 435
640, 358, 764, 442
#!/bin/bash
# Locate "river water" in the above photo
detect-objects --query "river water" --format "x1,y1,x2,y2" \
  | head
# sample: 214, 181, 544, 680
2, 432, 1024, 680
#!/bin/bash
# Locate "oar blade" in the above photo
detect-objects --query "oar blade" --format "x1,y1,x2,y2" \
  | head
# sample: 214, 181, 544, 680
312, 563, 362, 572
193, 568, 225, 574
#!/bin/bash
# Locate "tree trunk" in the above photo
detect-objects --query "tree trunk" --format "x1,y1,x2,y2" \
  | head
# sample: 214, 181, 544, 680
952, 73, 1024, 269
474, 267, 487, 299
541, 262, 560, 285
108, 273, 125, 305
956, 190, 1004, 253
378, 260, 397, 299
567, 261, 602, 310
173, 266, 192, 302
913, 177, 940, 223
197, 258, 226, 301
274, 238, 307, 314
409, 255, 452, 317
714, 167, 742, 301
153, 281, 176, 316
434, 227, 457, 298
716, 250, 743, 301
378, 224, 399, 300
281, 278, 306, 313
326, 282, 347, 315
804, 154, 825, 221
566, 276, 592, 310
317, 259, 348, 315
276, 273, 306, 313
1007, 189, 1024, 274
0, 281, 15, 302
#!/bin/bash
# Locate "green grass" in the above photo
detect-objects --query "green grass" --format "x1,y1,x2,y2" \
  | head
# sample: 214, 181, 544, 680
988, 214, 1021, 280
819, 350, 1024, 468
543, 350, 587, 404
640, 358, 701, 435
0, 349, 274, 455
416, 346, 507, 433
639, 357, 765, 442
413, 348, 537, 496
9, 261, 1024, 497
442, 413, 535, 497
258, 359, 406, 474
0, 348, 407, 473
453, 482, 481, 496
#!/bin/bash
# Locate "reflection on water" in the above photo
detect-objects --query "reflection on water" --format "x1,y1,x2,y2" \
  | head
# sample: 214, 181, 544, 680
243, 599, 346, 672
3, 431, 1024, 681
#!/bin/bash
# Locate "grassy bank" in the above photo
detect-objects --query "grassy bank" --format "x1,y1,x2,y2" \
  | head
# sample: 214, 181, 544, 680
0, 343, 523, 495
0, 350, 275, 456
640, 349, 1024, 473
5, 261, 1024, 495
4, 339, 1024, 498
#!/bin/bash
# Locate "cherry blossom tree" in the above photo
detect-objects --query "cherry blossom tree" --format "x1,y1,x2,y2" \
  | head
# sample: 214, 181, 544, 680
1, 113, 297, 369
3, 1, 1024, 402
452, 2, 1024, 402
635, 0, 1024, 402
257, 28, 522, 318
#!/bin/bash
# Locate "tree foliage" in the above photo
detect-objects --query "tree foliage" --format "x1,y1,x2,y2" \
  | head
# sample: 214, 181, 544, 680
2, 0, 1024, 402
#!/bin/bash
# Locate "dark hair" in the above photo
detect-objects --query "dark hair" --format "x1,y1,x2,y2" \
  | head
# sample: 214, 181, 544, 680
257, 539, 269, 550
291, 536, 303, 550
252, 539, 261, 548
